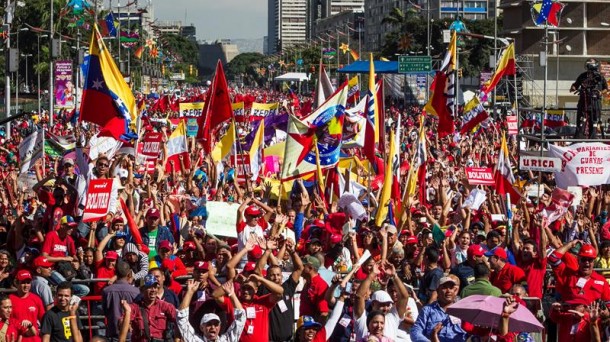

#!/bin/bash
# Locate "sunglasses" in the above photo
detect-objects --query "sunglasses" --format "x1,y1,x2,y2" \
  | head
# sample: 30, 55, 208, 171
97, 163, 109, 168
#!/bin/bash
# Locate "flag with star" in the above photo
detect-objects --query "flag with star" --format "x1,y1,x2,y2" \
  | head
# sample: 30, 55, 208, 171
80, 24, 137, 142
531, 0, 565, 27
280, 86, 348, 181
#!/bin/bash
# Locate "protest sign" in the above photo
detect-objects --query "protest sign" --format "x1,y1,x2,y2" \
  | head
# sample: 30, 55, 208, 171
232, 102, 245, 122
549, 142, 610, 188
250, 102, 279, 120
82, 179, 114, 222
141, 132, 163, 160
204, 201, 239, 238
507, 116, 518, 135
179, 102, 205, 117
519, 155, 561, 172
19, 129, 44, 173
465, 167, 494, 185
186, 118, 198, 137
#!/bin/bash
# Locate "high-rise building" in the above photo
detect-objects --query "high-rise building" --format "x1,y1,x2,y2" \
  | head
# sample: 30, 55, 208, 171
307, 0, 364, 39
427, 0, 497, 20
267, 0, 308, 54
364, 0, 409, 53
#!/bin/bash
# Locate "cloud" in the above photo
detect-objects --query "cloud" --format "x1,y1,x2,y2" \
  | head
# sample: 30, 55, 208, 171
151, 0, 267, 40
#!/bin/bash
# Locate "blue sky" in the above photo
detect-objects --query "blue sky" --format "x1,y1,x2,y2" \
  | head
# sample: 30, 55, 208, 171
151, 0, 267, 40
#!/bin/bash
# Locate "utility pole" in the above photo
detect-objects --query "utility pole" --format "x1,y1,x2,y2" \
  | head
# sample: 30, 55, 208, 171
49, 0, 54, 126
4, 0, 11, 138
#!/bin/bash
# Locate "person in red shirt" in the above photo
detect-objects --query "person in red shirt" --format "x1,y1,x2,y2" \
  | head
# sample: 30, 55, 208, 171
486, 247, 526, 294
549, 241, 610, 303
213, 275, 281, 342
93, 250, 118, 295
0, 295, 22, 341
300, 256, 329, 322
549, 295, 593, 342
41, 216, 77, 262
511, 232, 548, 299
9, 270, 44, 342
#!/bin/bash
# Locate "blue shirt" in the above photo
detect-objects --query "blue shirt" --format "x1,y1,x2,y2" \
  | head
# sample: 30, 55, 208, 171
410, 302, 468, 342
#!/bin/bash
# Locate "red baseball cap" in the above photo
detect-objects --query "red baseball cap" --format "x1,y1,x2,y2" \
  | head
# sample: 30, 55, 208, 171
158, 240, 172, 251
183, 241, 197, 251
146, 208, 160, 219
406, 236, 418, 245
34, 256, 54, 268
467, 244, 485, 258
485, 247, 508, 260
330, 233, 343, 244
194, 261, 209, 271
244, 206, 262, 217
565, 295, 590, 306
112, 217, 125, 225
105, 251, 119, 260
16, 270, 32, 282
243, 262, 256, 273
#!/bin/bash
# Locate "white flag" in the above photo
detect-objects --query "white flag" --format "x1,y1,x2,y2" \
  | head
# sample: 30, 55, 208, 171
19, 129, 44, 173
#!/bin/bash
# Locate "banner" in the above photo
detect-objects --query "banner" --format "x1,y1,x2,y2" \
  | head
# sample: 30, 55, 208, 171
186, 118, 198, 137
519, 155, 561, 172
136, 142, 156, 174
521, 110, 566, 129
549, 142, 610, 188
229, 154, 251, 184
232, 102, 246, 122
250, 102, 279, 120
54, 60, 75, 109
178, 102, 205, 117
82, 179, 114, 222
461, 97, 488, 134
204, 201, 240, 238
465, 167, 495, 185
19, 129, 44, 173
506, 115, 518, 135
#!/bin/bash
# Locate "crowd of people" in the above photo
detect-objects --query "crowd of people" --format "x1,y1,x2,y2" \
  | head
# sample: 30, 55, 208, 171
0, 77, 608, 342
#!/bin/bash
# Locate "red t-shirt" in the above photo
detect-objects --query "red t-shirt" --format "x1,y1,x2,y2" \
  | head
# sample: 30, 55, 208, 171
9, 293, 45, 342
0, 319, 22, 341
41, 231, 76, 259
553, 262, 610, 303
516, 255, 547, 299
490, 263, 526, 294
223, 294, 276, 342
550, 309, 592, 342
300, 274, 330, 317
94, 260, 116, 295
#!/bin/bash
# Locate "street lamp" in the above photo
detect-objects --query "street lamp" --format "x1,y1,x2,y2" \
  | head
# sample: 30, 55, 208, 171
37, 34, 48, 115
15, 27, 29, 115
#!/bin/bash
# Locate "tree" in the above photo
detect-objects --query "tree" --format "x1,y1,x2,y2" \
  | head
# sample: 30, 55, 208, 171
226, 52, 266, 86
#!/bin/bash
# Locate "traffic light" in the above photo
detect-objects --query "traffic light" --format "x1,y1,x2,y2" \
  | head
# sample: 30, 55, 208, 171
189, 64, 193, 75
457, 68, 463, 78
161, 64, 165, 75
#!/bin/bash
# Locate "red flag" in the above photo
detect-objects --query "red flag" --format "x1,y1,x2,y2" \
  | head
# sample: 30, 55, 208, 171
197, 60, 233, 152
427, 71, 455, 138
120, 198, 148, 254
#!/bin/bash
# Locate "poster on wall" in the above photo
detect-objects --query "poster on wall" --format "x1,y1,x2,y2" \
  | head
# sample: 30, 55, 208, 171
54, 60, 74, 109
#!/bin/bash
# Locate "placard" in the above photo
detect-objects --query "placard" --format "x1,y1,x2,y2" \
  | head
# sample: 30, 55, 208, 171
204, 201, 239, 238
549, 142, 610, 188
507, 115, 518, 135
519, 155, 562, 172
465, 167, 495, 185
82, 179, 114, 222
186, 118, 199, 137
178, 102, 205, 117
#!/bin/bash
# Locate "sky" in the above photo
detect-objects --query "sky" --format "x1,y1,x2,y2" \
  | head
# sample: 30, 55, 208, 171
150, 0, 268, 41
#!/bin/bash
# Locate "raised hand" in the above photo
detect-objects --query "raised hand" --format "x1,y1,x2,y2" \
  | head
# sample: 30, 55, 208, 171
121, 299, 131, 314
502, 296, 519, 316
245, 236, 257, 251
222, 280, 235, 295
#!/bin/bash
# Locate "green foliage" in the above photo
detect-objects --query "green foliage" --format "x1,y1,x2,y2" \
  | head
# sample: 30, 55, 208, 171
159, 33, 199, 67
226, 52, 266, 86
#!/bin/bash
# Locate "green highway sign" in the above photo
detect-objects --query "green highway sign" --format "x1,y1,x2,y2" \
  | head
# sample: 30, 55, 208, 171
398, 55, 432, 73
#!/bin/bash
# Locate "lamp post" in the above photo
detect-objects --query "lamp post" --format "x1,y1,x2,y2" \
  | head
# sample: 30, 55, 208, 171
50, 0, 54, 126
38, 34, 48, 115
15, 27, 28, 115
21, 53, 32, 94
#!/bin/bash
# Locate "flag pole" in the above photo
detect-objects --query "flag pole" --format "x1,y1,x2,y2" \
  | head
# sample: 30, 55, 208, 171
41, 127, 46, 177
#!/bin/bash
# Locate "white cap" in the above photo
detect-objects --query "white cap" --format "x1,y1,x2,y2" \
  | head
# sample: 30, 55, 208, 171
371, 290, 393, 304
200, 313, 221, 325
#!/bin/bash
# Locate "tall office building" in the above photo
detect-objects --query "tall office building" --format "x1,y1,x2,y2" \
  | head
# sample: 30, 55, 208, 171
308, 0, 364, 39
267, 0, 308, 54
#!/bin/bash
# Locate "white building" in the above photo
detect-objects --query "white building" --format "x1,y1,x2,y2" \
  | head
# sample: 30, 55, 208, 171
267, 0, 308, 54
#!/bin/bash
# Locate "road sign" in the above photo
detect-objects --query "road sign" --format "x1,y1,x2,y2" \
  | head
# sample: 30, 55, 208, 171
398, 56, 432, 73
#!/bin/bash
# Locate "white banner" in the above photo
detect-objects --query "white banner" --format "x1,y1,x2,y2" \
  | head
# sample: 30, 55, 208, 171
19, 129, 44, 173
519, 155, 562, 172
549, 143, 610, 188
205, 201, 240, 238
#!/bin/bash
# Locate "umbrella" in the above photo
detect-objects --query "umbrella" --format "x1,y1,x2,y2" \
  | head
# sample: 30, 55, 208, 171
446, 295, 543, 333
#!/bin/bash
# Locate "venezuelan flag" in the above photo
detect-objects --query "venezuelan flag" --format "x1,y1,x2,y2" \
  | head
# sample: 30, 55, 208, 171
80, 25, 137, 141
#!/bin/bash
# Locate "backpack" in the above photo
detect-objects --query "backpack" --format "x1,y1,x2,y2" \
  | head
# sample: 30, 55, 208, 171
55, 261, 77, 281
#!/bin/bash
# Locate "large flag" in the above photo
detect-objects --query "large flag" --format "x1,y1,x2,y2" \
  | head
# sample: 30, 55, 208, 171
19, 128, 44, 173
211, 121, 236, 163
315, 61, 334, 108
481, 43, 516, 95
375, 130, 396, 226
424, 30, 456, 138
532, 0, 565, 27
80, 25, 137, 142
343, 96, 367, 148
165, 121, 191, 173
367, 54, 379, 144
460, 96, 489, 133
98, 13, 117, 37
197, 60, 233, 153
494, 134, 521, 204
249, 118, 265, 180
405, 116, 427, 205
280, 86, 348, 180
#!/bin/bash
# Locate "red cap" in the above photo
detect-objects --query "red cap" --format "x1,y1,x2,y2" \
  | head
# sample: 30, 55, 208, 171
244, 206, 262, 217
467, 244, 485, 258
105, 251, 119, 260
406, 236, 418, 245
158, 240, 172, 251
194, 261, 209, 271
16, 270, 32, 282
330, 233, 342, 244
579, 244, 597, 258
399, 230, 410, 236
146, 208, 160, 219
34, 256, 54, 268
183, 241, 196, 251
112, 217, 125, 225
248, 245, 264, 259
488, 247, 508, 260
243, 262, 256, 272
565, 295, 590, 306
312, 219, 326, 228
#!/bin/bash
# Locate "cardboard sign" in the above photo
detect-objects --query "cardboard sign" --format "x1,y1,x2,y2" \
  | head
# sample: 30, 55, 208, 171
519, 155, 562, 172
465, 167, 495, 185
507, 116, 518, 135
250, 102, 279, 120
186, 118, 199, 137
232, 102, 246, 122
229, 154, 251, 184
82, 179, 114, 222
141, 132, 163, 159
204, 201, 239, 238
179, 102, 205, 117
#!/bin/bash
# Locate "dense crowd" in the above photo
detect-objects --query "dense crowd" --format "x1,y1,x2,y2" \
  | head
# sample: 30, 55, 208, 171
0, 82, 608, 342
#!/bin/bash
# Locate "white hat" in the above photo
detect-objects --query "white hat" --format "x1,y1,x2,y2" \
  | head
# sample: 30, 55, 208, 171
200, 313, 221, 325
371, 290, 393, 304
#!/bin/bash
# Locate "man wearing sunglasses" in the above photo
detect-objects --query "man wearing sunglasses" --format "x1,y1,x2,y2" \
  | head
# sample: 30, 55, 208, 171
549, 240, 610, 304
